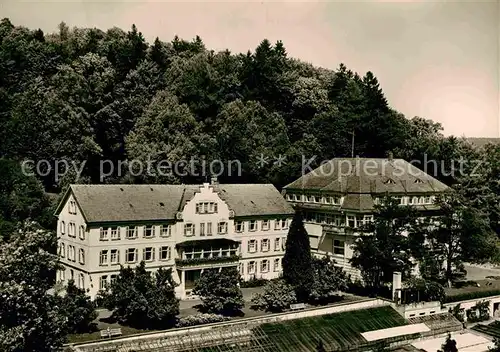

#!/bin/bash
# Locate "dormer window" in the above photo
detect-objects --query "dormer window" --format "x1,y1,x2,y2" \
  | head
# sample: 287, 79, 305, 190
414, 179, 424, 184
249, 220, 257, 231
144, 225, 154, 238
385, 178, 396, 185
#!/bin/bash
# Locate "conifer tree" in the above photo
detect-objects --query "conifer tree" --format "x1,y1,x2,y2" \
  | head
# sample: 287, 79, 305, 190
282, 209, 314, 301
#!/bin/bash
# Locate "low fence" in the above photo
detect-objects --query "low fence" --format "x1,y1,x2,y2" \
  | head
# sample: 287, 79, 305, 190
70, 297, 390, 351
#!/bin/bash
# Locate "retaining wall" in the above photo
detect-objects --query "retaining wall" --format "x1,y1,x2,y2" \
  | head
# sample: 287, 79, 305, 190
70, 297, 390, 351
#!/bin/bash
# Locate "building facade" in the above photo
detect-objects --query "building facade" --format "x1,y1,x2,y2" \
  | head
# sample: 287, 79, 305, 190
282, 157, 449, 278
55, 181, 294, 300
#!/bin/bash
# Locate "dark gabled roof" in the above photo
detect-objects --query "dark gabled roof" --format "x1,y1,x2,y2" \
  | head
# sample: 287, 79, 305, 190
56, 184, 294, 223
213, 184, 294, 217
284, 158, 449, 195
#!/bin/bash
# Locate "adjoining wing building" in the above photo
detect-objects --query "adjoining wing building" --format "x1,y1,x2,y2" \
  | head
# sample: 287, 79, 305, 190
282, 156, 449, 278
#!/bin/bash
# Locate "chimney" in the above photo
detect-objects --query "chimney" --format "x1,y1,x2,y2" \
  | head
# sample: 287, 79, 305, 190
211, 176, 218, 185
392, 272, 402, 303
387, 151, 393, 161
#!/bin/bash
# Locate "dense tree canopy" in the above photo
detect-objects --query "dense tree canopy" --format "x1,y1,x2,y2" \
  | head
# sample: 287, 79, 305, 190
0, 18, 481, 195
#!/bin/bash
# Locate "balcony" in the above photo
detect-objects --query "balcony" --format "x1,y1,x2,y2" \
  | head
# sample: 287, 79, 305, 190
175, 254, 241, 268
175, 238, 240, 268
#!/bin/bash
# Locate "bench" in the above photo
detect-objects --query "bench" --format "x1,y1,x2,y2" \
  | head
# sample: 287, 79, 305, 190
290, 303, 306, 311
100, 328, 122, 338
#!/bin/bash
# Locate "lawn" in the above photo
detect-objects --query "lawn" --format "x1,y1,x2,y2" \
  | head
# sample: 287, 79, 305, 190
444, 279, 500, 303
258, 306, 408, 351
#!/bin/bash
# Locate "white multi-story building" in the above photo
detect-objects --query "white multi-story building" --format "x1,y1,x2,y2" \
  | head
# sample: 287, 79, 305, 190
282, 156, 449, 278
54, 181, 294, 299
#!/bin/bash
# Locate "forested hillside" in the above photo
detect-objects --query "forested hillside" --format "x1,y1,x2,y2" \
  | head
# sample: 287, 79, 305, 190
1, 18, 498, 235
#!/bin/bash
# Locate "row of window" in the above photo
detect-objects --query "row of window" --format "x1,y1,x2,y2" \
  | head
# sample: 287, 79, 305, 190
374, 196, 436, 206
59, 243, 85, 265
185, 222, 227, 236
62, 219, 290, 242
247, 238, 286, 253
59, 269, 85, 289
60, 269, 116, 291
286, 194, 435, 207
303, 212, 374, 228
99, 246, 172, 265
60, 221, 85, 240
286, 194, 342, 205
195, 202, 218, 214
235, 219, 288, 232
100, 224, 173, 241
99, 274, 118, 290
241, 258, 281, 275
182, 247, 239, 259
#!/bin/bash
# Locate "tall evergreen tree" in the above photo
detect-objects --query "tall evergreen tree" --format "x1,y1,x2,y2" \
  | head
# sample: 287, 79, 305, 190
282, 209, 314, 301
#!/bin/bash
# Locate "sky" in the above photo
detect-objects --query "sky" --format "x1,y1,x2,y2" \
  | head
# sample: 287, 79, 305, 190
2, 0, 499, 138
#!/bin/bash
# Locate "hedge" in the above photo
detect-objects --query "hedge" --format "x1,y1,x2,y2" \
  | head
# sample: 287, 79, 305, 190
443, 289, 500, 303
176, 313, 231, 327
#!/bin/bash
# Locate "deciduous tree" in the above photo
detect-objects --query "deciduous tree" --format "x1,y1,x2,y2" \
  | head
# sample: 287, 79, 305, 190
428, 192, 498, 287
193, 267, 244, 316
0, 222, 68, 352
351, 196, 416, 293
61, 279, 97, 333
310, 256, 348, 304
250, 279, 296, 312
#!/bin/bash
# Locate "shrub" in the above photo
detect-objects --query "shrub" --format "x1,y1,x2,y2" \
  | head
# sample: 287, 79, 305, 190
443, 289, 500, 303
61, 280, 98, 333
193, 267, 244, 315
240, 277, 268, 288
449, 303, 465, 323
104, 263, 179, 329
176, 313, 230, 328
309, 256, 348, 305
401, 278, 445, 304
251, 278, 297, 312
466, 300, 490, 323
